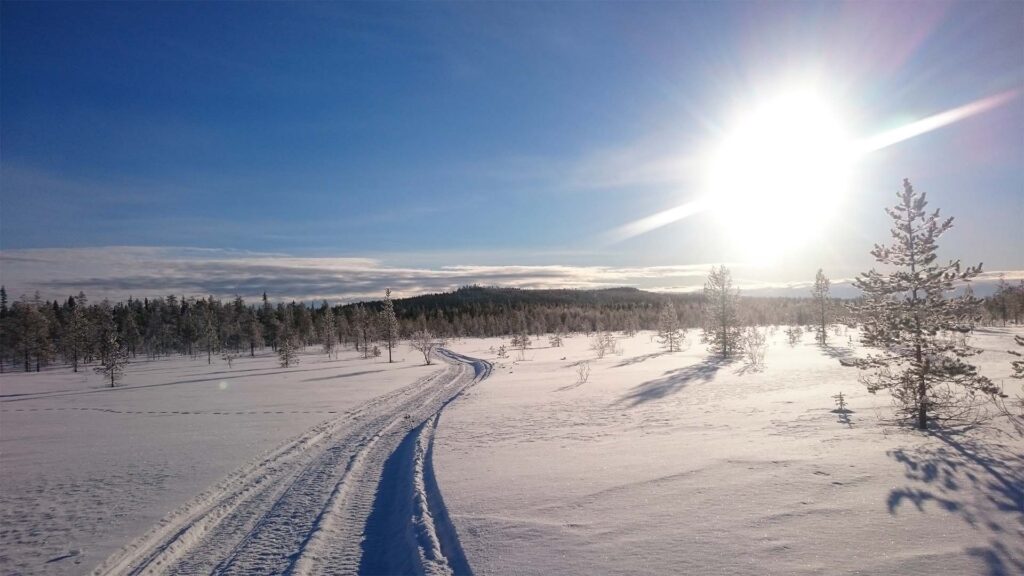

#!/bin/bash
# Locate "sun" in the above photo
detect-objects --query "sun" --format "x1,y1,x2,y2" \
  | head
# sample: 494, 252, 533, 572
706, 88, 854, 262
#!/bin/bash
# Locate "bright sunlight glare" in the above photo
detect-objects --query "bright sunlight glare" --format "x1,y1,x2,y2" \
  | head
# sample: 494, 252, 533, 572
706, 89, 853, 262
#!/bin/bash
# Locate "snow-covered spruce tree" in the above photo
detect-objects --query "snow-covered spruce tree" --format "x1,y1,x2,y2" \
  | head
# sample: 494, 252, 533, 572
320, 303, 337, 358
380, 289, 400, 363
94, 332, 129, 387
277, 331, 300, 368
702, 265, 742, 358
811, 269, 831, 345
657, 300, 684, 352
850, 179, 998, 430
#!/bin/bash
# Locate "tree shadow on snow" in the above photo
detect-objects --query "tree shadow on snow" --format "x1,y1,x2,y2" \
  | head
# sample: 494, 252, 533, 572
831, 407, 854, 427
616, 357, 729, 407
886, 430, 1024, 575
818, 343, 854, 360
613, 351, 670, 368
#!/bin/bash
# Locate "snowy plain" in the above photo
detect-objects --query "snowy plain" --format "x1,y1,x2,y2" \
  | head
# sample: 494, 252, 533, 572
0, 345, 440, 574
0, 329, 1022, 575
437, 328, 1024, 576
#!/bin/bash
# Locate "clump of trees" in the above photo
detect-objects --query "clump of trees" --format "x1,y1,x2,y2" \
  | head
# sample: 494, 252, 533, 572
986, 276, 1024, 326
849, 179, 999, 430
589, 331, 618, 359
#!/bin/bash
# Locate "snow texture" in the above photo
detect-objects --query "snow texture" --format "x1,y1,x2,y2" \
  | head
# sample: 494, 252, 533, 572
437, 328, 1024, 576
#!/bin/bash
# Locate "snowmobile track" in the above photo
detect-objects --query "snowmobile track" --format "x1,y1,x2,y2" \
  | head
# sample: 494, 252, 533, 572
92, 350, 489, 576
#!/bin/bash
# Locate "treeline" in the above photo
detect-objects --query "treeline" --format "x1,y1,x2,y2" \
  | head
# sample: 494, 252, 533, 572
986, 277, 1024, 326
0, 282, 1020, 374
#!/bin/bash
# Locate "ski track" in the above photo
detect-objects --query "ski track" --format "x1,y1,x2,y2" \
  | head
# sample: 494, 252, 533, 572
90, 350, 490, 576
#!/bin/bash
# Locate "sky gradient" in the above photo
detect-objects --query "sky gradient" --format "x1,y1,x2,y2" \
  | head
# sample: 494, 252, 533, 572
2, 1, 1022, 302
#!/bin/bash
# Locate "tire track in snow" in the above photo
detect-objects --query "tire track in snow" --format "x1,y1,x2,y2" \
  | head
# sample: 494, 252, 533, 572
91, 350, 489, 576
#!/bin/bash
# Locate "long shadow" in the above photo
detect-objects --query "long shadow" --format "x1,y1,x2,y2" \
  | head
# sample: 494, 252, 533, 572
613, 351, 669, 368
819, 343, 853, 360
617, 357, 728, 407
886, 430, 1024, 575
302, 369, 384, 382
832, 407, 854, 427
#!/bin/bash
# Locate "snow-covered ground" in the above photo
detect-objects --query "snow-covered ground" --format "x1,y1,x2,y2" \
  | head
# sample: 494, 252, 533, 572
0, 346, 442, 574
2, 329, 1022, 575
438, 328, 1024, 576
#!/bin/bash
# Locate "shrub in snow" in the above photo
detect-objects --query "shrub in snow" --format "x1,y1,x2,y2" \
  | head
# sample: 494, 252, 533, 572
740, 327, 767, 371
576, 361, 591, 384
590, 332, 617, 359
411, 330, 442, 365
785, 325, 802, 347
221, 352, 238, 368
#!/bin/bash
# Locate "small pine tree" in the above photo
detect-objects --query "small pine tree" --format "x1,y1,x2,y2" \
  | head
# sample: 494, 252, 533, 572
548, 332, 563, 348
380, 289, 400, 363
702, 265, 742, 358
811, 269, 831, 345
321, 303, 337, 358
94, 332, 129, 387
278, 334, 300, 368
850, 179, 998, 429
657, 301, 684, 352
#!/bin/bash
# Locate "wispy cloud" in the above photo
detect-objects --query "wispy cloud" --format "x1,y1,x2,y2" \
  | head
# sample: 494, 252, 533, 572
0, 247, 722, 303
2, 247, 1019, 303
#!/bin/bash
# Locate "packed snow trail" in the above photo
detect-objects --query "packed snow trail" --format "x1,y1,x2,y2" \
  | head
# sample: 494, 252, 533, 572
91, 351, 489, 576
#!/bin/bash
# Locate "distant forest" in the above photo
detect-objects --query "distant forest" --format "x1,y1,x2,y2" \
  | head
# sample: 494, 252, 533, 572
1, 282, 1021, 373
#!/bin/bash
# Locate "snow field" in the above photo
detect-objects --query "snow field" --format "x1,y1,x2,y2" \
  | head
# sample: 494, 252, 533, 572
0, 345, 439, 574
437, 328, 1024, 576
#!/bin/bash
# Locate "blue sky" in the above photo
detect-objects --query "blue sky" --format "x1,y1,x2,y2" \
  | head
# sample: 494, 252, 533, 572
1, 1, 1021, 301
